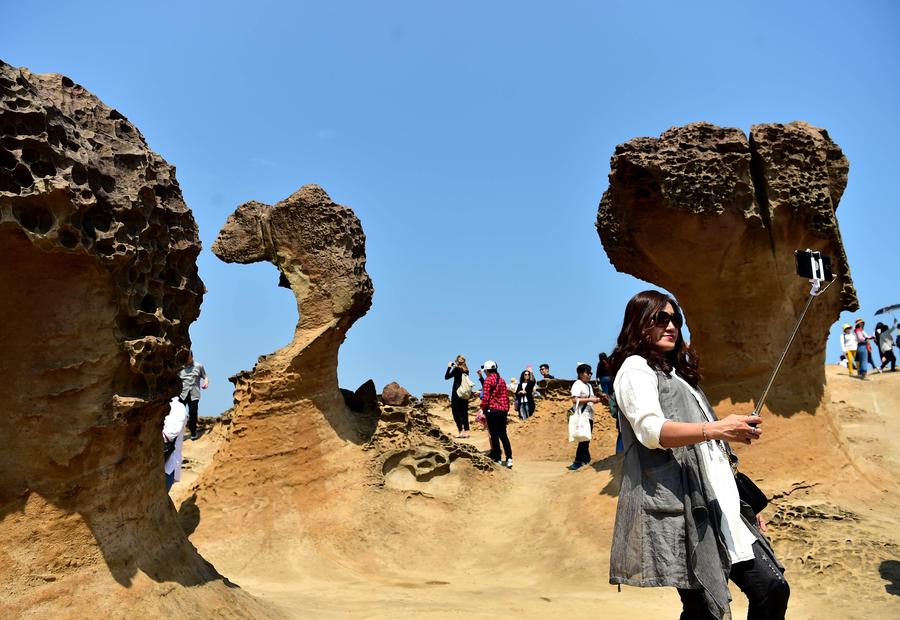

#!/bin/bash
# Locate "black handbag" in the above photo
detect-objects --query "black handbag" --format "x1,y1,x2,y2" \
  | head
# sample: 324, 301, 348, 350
721, 445, 769, 514
734, 471, 768, 514
163, 437, 177, 458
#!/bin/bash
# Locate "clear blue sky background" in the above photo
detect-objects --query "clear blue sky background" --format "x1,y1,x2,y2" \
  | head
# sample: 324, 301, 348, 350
4, 1, 898, 416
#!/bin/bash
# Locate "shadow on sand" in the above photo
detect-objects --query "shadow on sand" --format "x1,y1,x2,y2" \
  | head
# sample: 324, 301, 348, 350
879, 560, 900, 596
590, 453, 623, 497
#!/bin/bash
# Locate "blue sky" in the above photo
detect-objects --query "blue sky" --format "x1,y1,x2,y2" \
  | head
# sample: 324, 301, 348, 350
4, 1, 899, 416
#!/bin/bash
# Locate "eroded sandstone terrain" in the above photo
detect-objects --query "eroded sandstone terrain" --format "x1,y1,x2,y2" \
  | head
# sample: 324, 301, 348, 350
3, 61, 897, 619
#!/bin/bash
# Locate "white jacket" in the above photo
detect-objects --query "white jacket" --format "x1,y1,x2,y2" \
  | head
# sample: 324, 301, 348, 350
162, 397, 187, 479
841, 331, 857, 353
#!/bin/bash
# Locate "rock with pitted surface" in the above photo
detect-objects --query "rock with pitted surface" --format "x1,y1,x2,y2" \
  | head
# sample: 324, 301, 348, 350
185, 185, 375, 553
597, 121, 858, 414
382, 381, 412, 406
0, 61, 272, 616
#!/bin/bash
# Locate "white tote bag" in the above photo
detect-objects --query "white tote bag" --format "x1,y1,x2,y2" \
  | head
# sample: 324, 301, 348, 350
568, 400, 592, 443
456, 373, 475, 400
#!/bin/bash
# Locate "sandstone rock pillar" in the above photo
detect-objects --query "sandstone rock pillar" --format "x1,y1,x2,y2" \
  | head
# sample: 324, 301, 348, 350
0, 61, 269, 615
597, 122, 858, 414
189, 186, 374, 529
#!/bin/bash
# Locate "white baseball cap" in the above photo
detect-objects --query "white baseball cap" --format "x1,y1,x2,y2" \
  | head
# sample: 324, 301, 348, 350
482, 360, 497, 370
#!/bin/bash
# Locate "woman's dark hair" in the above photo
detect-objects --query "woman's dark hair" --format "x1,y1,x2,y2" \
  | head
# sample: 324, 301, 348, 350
609, 290, 701, 387
576, 363, 592, 377
519, 369, 533, 384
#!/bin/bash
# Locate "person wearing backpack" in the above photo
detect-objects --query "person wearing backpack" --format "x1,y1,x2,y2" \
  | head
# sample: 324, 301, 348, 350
480, 360, 513, 468
445, 355, 472, 438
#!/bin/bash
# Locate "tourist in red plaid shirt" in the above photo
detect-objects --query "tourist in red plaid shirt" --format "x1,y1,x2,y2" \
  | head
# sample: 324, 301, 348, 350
479, 360, 512, 468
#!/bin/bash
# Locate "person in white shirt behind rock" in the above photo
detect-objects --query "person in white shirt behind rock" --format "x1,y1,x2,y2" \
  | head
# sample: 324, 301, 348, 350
162, 396, 188, 492
568, 363, 603, 470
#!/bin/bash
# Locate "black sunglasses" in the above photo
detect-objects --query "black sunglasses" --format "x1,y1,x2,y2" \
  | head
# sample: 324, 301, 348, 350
654, 310, 683, 329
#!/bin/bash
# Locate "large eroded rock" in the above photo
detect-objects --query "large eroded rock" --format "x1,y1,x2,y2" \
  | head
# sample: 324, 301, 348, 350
188, 186, 374, 536
597, 122, 858, 414
0, 61, 271, 615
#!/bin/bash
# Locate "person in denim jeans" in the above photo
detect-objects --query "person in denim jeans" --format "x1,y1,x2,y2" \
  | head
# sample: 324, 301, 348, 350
516, 369, 536, 420
854, 319, 872, 379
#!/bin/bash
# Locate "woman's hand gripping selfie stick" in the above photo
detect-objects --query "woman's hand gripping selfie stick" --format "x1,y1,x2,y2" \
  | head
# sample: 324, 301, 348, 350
751, 250, 836, 417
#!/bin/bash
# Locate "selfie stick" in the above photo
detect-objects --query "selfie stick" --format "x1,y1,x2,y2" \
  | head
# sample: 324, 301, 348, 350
751, 251, 834, 417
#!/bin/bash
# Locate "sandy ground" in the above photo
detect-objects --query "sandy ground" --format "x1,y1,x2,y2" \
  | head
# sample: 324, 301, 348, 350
172, 368, 900, 618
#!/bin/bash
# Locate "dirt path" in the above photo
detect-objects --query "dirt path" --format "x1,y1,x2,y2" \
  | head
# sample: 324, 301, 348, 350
174, 372, 900, 619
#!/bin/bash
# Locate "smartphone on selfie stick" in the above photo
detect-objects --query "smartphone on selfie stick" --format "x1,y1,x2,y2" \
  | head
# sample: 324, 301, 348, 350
750, 250, 836, 417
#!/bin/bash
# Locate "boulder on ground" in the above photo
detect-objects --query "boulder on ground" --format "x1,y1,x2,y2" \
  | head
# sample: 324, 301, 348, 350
382, 381, 412, 406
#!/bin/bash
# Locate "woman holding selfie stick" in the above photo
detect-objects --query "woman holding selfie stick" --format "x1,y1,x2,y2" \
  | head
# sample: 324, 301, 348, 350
609, 290, 788, 620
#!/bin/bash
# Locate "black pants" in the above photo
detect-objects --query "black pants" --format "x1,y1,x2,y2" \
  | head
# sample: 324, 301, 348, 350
485, 409, 512, 461
881, 350, 896, 371
451, 397, 469, 432
678, 542, 789, 620
574, 420, 593, 465
182, 398, 199, 436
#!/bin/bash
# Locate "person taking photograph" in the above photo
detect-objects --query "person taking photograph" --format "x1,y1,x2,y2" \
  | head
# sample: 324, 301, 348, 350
609, 290, 788, 620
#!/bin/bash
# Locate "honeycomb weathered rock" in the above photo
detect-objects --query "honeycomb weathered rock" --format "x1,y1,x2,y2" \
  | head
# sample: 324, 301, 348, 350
597, 121, 858, 414
0, 60, 271, 617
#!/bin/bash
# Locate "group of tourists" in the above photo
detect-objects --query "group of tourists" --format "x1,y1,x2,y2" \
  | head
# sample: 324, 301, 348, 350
446, 356, 606, 471
162, 352, 209, 491
162, 289, 793, 617
839, 318, 898, 378
446, 290, 790, 618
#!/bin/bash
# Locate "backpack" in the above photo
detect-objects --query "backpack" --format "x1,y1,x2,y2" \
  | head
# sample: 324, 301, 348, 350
457, 373, 475, 400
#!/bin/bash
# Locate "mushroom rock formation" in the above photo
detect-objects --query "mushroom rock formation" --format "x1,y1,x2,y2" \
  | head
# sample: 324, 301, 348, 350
0, 61, 270, 615
189, 186, 374, 536
597, 122, 858, 414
